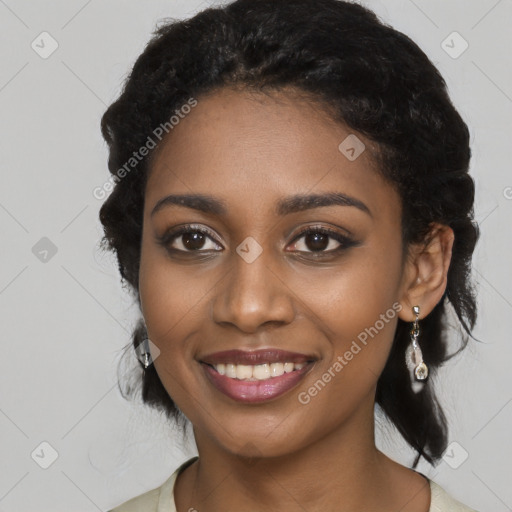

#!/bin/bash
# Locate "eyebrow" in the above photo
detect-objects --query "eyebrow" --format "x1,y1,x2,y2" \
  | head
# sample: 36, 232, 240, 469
277, 192, 371, 217
150, 192, 371, 218
151, 194, 227, 217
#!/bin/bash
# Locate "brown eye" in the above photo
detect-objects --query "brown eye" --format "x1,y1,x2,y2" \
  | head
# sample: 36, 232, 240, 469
182, 231, 207, 250
302, 232, 330, 252
158, 225, 223, 253
288, 226, 356, 254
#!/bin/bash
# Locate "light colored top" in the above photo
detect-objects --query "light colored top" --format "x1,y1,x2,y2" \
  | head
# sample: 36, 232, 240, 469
109, 457, 478, 512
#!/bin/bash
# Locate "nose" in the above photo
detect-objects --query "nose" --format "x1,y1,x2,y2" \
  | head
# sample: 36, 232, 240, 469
211, 246, 295, 333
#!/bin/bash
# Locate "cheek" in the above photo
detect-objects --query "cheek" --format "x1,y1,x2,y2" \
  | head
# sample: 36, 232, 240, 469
291, 244, 404, 377
139, 237, 216, 336
138, 245, 230, 418
138, 260, 203, 415
286, 273, 401, 427
138, 247, 206, 371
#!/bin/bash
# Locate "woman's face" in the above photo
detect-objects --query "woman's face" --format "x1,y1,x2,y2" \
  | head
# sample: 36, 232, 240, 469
139, 87, 411, 457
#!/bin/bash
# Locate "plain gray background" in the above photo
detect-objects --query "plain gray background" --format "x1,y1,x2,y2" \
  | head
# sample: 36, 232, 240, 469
0, 0, 511, 510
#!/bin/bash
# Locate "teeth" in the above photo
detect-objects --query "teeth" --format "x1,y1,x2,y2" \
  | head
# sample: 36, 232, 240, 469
211, 362, 308, 380
284, 362, 294, 373
236, 364, 253, 380
253, 363, 271, 380
270, 362, 283, 377
226, 363, 237, 378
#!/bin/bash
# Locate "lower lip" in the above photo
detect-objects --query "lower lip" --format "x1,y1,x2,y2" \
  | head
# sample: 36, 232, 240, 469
201, 363, 313, 403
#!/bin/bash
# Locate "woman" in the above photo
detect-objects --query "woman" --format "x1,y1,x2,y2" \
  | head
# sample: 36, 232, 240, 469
102, 0, 480, 510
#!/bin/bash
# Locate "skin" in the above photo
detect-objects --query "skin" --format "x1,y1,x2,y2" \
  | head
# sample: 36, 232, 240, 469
138, 86, 454, 512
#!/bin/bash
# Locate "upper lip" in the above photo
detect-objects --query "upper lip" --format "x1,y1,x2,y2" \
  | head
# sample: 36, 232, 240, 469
200, 349, 316, 366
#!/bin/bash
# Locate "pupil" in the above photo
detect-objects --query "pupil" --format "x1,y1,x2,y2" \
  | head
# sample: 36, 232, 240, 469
306, 232, 328, 251
183, 232, 205, 250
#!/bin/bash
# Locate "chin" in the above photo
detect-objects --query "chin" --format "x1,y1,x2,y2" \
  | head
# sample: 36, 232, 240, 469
201, 417, 311, 460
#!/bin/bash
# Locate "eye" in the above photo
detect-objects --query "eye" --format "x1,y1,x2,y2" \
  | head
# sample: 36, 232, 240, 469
157, 224, 223, 253
287, 226, 356, 254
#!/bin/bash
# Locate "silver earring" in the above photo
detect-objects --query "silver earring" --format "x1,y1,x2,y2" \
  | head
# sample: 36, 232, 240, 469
135, 320, 152, 369
405, 305, 428, 393
142, 337, 151, 369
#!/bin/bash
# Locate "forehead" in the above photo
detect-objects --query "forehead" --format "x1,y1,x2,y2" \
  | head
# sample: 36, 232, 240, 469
145, 87, 398, 221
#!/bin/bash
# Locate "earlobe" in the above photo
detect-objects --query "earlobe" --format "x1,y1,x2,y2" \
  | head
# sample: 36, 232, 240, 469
398, 223, 454, 322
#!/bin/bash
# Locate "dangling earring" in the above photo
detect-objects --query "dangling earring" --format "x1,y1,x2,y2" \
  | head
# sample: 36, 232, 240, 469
135, 320, 160, 370
405, 305, 428, 393
141, 337, 151, 369
135, 319, 153, 370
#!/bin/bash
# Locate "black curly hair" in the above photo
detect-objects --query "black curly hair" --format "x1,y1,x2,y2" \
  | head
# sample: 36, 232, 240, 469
99, 0, 479, 468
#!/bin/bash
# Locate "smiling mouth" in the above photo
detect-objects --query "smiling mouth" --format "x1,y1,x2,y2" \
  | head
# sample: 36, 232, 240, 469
202, 361, 311, 381
199, 348, 317, 403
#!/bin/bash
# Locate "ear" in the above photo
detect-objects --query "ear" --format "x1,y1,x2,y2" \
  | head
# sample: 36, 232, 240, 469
398, 223, 454, 322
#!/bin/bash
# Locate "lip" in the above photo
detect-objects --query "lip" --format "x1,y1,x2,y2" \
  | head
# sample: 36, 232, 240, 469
201, 362, 314, 403
200, 348, 315, 366
199, 349, 317, 403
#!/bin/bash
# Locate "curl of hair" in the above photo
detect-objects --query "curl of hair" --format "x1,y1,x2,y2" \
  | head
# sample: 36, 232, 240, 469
99, 0, 479, 467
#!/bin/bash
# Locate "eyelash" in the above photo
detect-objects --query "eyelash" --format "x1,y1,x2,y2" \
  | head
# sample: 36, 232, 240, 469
156, 223, 358, 257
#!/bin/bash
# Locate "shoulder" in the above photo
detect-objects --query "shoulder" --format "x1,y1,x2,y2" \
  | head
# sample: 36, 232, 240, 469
107, 456, 198, 512
429, 480, 479, 512
108, 484, 161, 512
